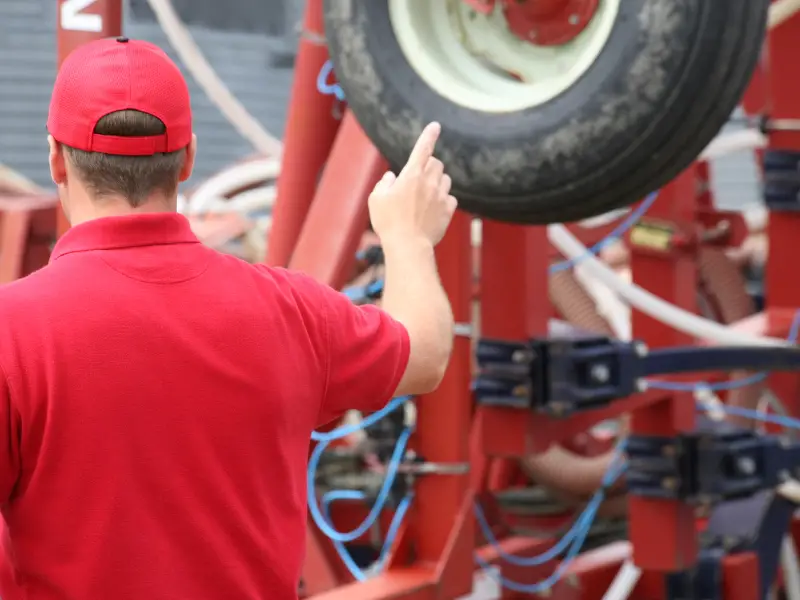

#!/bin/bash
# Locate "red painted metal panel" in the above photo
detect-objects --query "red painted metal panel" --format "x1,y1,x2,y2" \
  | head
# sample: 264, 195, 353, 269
266, 0, 341, 267
288, 112, 384, 290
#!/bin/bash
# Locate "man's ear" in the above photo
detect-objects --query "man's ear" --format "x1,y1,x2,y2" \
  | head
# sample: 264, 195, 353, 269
179, 134, 197, 183
48, 135, 67, 186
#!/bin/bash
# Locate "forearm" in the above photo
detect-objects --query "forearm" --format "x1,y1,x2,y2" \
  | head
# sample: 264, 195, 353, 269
381, 236, 454, 392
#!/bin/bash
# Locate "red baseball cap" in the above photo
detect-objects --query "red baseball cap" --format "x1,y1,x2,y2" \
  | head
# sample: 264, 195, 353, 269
47, 37, 192, 157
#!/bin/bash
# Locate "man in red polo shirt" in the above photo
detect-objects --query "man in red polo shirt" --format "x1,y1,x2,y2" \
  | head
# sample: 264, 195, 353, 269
0, 38, 456, 599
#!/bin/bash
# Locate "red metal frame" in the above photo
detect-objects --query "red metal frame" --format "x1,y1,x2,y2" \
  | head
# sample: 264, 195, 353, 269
266, 0, 342, 267
0, 200, 58, 282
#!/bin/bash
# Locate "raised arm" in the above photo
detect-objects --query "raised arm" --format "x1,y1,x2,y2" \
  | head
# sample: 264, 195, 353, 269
310, 123, 457, 425
368, 122, 457, 397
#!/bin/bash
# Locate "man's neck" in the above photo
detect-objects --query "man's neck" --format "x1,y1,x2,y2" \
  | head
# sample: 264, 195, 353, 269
68, 196, 178, 227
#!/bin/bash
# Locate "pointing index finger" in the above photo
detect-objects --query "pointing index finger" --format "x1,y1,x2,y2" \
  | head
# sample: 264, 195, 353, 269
403, 122, 441, 173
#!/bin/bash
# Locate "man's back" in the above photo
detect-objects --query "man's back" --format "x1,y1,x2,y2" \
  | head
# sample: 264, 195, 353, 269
0, 213, 408, 599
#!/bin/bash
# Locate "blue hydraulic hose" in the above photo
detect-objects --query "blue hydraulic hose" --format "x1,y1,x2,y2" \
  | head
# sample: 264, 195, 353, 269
322, 490, 414, 582
310, 396, 411, 442
307, 427, 413, 543
549, 191, 659, 273
474, 458, 627, 594
316, 60, 345, 101
473, 442, 626, 567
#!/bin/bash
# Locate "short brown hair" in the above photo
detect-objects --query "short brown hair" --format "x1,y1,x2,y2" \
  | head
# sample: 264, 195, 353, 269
62, 110, 186, 207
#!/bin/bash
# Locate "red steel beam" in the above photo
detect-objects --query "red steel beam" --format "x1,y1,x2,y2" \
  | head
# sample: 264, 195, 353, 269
56, 0, 123, 237
266, 0, 341, 267
763, 7, 800, 419
476, 223, 550, 489
411, 211, 474, 598
288, 112, 383, 289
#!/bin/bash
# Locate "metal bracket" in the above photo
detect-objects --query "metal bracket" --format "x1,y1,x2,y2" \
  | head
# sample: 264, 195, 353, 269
356, 245, 384, 266
475, 331, 800, 416
626, 423, 800, 504
396, 461, 471, 476
766, 118, 800, 132
473, 333, 640, 416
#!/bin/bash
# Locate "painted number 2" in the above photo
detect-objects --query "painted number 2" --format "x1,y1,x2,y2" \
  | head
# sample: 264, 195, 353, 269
60, 0, 103, 33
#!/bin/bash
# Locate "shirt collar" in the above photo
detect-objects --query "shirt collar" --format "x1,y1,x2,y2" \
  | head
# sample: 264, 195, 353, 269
50, 212, 199, 262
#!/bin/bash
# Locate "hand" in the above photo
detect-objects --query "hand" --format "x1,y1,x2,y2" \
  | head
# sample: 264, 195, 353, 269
368, 122, 458, 248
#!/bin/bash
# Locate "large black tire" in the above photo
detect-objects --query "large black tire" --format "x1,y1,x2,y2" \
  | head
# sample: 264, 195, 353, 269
323, 0, 769, 224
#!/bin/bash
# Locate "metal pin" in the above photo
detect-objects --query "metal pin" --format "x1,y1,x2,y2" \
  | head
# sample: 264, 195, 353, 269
396, 462, 470, 476
454, 322, 473, 338
768, 118, 800, 132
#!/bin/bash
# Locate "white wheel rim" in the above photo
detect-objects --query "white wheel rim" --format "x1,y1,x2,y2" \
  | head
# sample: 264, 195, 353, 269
388, 0, 621, 113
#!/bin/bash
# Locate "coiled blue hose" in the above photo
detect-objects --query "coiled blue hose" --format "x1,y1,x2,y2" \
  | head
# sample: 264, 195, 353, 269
308, 426, 413, 543
317, 59, 345, 101
322, 490, 414, 582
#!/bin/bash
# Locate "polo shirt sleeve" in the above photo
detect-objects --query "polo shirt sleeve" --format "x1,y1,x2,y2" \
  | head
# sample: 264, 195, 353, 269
297, 277, 410, 427
0, 367, 20, 503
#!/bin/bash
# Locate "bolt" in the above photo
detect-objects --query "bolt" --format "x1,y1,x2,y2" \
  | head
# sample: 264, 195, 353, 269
636, 378, 648, 392
512, 384, 528, 398
697, 494, 714, 507
634, 342, 649, 357
736, 456, 756, 476
569, 13, 580, 25
511, 349, 532, 364
722, 535, 739, 550
590, 363, 610, 384
527, 31, 537, 41
698, 531, 715, 547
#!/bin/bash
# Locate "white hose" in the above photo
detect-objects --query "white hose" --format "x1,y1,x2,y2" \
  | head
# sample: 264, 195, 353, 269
0, 164, 44, 194
187, 158, 281, 214
145, 0, 283, 157
700, 129, 766, 162
223, 185, 276, 215
769, 0, 800, 29
781, 535, 800, 600
601, 560, 641, 600
547, 224, 789, 346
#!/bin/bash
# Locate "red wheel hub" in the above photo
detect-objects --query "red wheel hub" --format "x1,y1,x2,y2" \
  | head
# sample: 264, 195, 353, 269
501, 0, 599, 46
